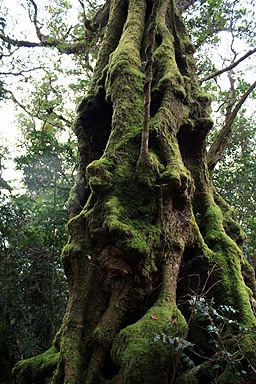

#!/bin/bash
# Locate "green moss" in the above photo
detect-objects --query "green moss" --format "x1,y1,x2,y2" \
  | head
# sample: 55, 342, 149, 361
67, 184, 83, 215
17, 1, 256, 383
241, 259, 256, 297
102, 181, 161, 273
196, 198, 256, 327
135, 152, 162, 189
214, 191, 246, 245
112, 303, 187, 384
180, 361, 218, 384
86, 158, 114, 194
217, 361, 249, 384
103, 212, 132, 239
12, 347, 59, 384
204, 204, 225, 243
105, 0, 146, 132
61, 240, 84, 271
193, 90, 212, 105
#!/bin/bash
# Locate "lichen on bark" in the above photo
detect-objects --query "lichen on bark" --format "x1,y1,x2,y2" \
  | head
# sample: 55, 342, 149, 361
13, 0, 256, 383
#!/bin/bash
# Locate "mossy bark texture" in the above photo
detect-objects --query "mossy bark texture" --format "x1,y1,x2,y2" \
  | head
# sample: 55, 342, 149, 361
13, 0, 256, 383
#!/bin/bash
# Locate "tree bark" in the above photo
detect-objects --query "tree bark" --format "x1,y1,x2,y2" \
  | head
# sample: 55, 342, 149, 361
13, 0, 256, 383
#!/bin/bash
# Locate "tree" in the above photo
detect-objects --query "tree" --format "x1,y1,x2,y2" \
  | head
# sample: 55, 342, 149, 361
0, 140, 12, 194
212, 111, 256, 266
0, 121, 77, 381
0, 140, 72, 382
9, 0, 256, 383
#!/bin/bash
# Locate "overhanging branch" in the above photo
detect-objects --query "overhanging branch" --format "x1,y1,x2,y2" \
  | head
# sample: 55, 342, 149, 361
207, 80, 256, 170
0, 32, 91, 55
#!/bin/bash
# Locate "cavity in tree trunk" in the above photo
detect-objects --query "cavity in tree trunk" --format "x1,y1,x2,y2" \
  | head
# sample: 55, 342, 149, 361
13, 0, 256, 383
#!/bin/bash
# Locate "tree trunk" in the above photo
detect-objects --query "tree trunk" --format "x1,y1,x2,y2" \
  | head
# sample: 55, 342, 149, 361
13, 0, 256, 383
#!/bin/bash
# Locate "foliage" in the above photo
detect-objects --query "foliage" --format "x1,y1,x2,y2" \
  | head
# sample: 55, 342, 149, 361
0, 193, 68, 380
0, 139, 12, 192
0, 193, 66, 350
154, 290, 256, 382
212, 112, 256, 266
15, 118, 77, 194
184, 0, 256, 267
0, 117, 77, 379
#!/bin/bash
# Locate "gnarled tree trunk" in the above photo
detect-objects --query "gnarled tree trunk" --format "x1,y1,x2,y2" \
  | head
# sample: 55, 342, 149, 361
13, 0, 256, 383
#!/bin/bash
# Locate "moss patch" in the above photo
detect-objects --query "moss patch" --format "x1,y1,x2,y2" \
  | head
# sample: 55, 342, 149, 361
112, 302, 187, 384
12, 347, 59, 384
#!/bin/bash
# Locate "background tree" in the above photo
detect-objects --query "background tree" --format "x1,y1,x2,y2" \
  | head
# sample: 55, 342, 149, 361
0, 140, 12, 194
0, 120, 77, 382
212, 112, 256, 266
0, 192, 68, 382
1, 0, 256, 383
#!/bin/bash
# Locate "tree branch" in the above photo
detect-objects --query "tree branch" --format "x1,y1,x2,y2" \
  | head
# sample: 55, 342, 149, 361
52, 112, 72, 127
78, 0, 96, 32
7, 90, 70, 130
0, 66, 42, 77
92, 0, 111, 30
28, 0, 50, 43
199, 48, 256, 84
1, 0, 111, 56
207, 80, 256, 170
0, 33, 41, 48
0, 47, 19, 59
0, 31, 91, 55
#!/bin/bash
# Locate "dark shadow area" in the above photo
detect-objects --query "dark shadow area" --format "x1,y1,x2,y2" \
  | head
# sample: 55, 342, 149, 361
172, 194, 187, 212
177, 245, 202, 317
82, 87, 113, 163
150, 88, 163, 117
101, 352, 119, 380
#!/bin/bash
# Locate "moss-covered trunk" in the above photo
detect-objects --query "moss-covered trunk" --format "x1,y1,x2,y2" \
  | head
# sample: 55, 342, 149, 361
13, 0, 256, 383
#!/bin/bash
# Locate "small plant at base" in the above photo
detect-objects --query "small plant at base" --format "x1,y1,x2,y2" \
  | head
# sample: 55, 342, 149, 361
153, 270, 256, 383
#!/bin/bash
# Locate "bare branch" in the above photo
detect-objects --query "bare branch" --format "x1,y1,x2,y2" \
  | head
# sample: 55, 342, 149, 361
199, 48, 256, 84
56, 185, 71, 191
52, 112, 72, 127
0, 47, 19, 59
0, 66, 42, 77
0, 31, 90, 55
207, 80, 256, 170
224, 69, 237, 121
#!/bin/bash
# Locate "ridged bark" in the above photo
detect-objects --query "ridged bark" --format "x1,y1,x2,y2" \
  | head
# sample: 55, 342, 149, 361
13, 0, 256, 383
